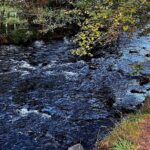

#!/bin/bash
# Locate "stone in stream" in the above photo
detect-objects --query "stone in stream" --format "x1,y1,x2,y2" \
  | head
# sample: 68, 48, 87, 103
33, 40, 45, 48
68, 144, 84, 150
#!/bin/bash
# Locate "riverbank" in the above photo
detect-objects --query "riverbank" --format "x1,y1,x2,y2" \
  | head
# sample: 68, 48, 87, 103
98, 97, 150, 150
96, 31, 150, 150
0, 0, 149, 56
0, 26, 79, 45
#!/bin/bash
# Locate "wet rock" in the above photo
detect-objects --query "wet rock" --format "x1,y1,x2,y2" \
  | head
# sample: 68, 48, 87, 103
80, 66, 89, 77
33, 40, 45, 48
141, 62, 150, 75
68, 144, 84, 150
130, 89, 145, 94
139, 76, 150, 85
145, 54, 150, 57
96, 87, 115, 107
129, 50, 138, 54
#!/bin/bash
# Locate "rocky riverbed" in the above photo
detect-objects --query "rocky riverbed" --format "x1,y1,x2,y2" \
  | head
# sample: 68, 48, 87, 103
0, 33, 149, 150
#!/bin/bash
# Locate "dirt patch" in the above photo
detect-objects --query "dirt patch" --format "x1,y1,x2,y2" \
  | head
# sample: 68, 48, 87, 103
138, 117, 150, 150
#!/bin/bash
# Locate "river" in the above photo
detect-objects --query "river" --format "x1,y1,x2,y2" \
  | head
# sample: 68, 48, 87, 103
0, 33, 149, 150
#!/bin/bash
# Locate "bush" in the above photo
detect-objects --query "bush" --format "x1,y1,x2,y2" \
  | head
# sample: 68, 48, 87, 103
72, 0, 150, 56
0, 0, 149, 51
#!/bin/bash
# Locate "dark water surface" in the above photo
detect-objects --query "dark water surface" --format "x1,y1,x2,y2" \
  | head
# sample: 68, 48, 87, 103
0, 34, 149, 150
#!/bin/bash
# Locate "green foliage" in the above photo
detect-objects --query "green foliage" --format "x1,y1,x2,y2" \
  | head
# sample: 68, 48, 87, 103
131, 63, 144, 76
10, 29, 37, 44
0, 1, 81, 42
32, 8, 81, 32
72, 0, 150, 56
111, 139, 135, 150
0, 0, 149, 47
0, 3, 28, 26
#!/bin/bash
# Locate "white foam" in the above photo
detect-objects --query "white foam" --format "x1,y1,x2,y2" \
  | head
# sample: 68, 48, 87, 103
20, 61, 36, 70
63, 71, 79, 81
64, 71, 77, 76
45, 71, 55, 75
19, 108, 51, 119
33, 40, 45, 48
63, 37, 70, 45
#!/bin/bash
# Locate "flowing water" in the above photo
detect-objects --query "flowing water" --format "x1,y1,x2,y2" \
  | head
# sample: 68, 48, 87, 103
0, 34, 150, 150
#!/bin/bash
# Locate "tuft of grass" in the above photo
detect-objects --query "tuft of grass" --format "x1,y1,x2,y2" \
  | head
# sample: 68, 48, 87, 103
131, 63, 144, 76
111, 139, 136, 150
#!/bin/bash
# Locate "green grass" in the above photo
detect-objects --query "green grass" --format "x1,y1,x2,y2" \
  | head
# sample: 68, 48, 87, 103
111, 139, 135, 150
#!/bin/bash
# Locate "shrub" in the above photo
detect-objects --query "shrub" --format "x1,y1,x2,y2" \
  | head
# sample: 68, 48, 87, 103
72, 0, 150, 56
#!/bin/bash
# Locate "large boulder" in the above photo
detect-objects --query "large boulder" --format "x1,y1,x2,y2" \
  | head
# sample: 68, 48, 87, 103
68, 144, 84, 150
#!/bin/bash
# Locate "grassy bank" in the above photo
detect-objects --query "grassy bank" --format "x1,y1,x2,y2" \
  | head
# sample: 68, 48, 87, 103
98, 97, 150, 150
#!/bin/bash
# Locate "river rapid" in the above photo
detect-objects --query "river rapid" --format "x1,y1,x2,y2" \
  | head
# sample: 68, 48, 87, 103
0, 33, 150, 150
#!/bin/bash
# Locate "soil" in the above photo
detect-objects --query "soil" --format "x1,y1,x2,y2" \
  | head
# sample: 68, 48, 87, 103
138, 117, 150, 150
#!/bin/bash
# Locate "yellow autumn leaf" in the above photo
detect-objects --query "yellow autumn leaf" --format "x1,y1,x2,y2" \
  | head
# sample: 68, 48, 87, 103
123, 25, 129, 31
